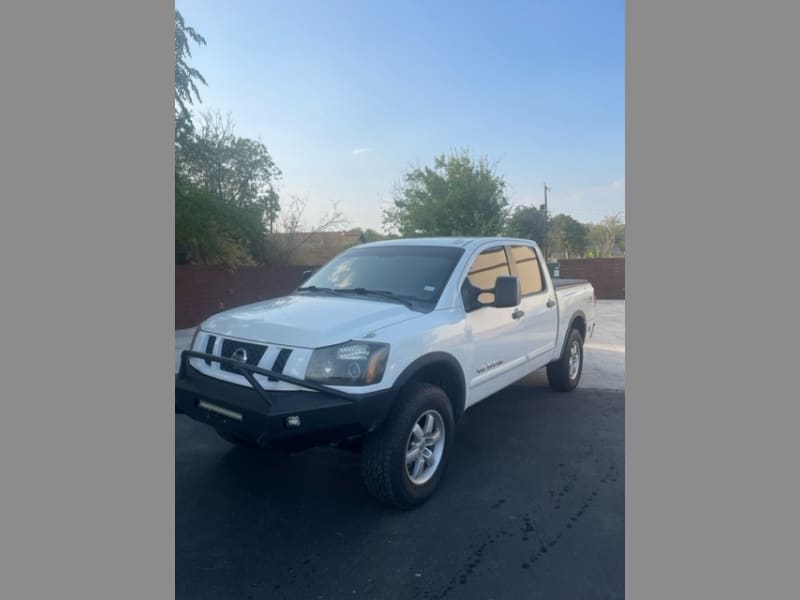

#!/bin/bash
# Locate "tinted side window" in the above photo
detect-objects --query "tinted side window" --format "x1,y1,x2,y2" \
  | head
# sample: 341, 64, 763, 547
466, 247, 510, 304
510, 245, 544, 295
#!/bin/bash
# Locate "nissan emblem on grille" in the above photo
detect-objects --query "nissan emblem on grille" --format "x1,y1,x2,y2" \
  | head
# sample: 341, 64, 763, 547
232, 347, 248, 363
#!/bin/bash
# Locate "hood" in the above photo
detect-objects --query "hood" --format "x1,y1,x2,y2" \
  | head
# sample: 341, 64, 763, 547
201, 293, 423, 348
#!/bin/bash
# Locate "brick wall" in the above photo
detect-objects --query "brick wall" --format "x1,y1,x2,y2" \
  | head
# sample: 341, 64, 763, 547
558, 258, 625, 299
175, 264, 314, 329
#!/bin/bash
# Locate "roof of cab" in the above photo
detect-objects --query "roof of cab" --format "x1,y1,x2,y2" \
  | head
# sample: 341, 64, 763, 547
359, 236, 541, 250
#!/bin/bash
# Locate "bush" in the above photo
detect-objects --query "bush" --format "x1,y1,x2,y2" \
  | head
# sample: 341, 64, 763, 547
175, 178, 265, 269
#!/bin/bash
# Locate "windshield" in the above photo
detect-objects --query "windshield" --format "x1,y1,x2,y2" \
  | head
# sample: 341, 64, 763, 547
298, 245, 465, 306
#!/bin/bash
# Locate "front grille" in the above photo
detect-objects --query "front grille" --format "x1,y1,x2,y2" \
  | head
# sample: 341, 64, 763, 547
268, 348, 293, 381
219, 340, 268, 374
204, 335, 217, 365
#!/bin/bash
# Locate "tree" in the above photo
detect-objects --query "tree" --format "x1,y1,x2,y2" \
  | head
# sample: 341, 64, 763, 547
505, 204, 548, 244
175, 111, 282, 265
174, 10, 207, 141
549, 214, 588, 259
383, 150, 510, 237
179, 111, 282, 218
175, 178, 263, 268
173, 14, 283, 268
260, 189, 281, 234
361, 228, 385, 242
587, 212, 625, 257
265, 196, 349, 264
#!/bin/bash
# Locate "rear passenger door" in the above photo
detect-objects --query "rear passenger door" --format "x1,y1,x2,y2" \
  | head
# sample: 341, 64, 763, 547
461, 246, 530, 402
508, 244, 558, 370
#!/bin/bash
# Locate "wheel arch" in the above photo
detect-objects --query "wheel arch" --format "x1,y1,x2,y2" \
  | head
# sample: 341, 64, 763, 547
557, 310, 587, 360
392, 352, 467, 422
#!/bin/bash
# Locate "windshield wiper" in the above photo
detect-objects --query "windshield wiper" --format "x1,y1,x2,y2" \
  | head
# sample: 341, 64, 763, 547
336, 288, 417, 309
298, 286, 417, 309
296, 285, 338, 295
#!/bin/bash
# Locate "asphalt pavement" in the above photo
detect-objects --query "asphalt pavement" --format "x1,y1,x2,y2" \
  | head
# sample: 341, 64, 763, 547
176, 382, 624, 600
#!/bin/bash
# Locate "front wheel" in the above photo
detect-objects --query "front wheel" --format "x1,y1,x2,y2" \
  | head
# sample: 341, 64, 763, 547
361, 383, 454, 509
547, 328, 584, 392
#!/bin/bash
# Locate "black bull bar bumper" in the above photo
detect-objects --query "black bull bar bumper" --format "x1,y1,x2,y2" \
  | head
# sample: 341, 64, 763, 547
175, 350, 396, 447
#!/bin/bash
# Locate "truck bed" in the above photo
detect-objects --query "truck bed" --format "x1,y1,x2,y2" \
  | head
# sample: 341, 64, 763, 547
551, 276, 595, 359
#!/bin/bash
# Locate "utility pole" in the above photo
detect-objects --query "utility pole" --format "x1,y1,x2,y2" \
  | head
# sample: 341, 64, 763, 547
543, 183, 551, 262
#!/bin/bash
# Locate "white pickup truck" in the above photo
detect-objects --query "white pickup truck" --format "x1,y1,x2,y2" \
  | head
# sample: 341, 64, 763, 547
176, 237, 596, 508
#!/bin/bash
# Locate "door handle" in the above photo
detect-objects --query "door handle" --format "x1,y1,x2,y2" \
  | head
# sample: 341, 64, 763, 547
512, 308, 525, 320
546, 298, 555, 308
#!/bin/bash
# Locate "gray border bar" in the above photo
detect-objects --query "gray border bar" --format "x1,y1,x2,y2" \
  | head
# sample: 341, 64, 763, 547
1, 2, 174, 598
628, 1, 799, 597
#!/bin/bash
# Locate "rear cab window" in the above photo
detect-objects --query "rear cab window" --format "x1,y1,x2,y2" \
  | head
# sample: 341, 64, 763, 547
509, 245, 546, 296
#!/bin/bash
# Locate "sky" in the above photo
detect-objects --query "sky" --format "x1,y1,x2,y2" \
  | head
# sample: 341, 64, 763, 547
176, 0, 625, 231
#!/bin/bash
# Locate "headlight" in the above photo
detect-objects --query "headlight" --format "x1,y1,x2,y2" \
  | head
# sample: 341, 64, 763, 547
305, 341, 390, 386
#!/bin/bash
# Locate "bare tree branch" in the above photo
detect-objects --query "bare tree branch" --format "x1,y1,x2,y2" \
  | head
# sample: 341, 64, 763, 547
270, 196, 349, 262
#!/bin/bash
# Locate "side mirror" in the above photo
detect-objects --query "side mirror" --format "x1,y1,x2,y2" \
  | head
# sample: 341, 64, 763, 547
300, 269, 315, 283
493, 275, 521, 308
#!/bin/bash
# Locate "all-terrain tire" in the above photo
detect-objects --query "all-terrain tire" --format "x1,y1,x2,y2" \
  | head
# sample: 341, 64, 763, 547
547, 328, 584, 392
361, 383, 455, 510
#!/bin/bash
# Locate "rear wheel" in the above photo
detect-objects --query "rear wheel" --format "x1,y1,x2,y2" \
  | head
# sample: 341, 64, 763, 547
361, 383, 454, 509
547, 328, 584, 392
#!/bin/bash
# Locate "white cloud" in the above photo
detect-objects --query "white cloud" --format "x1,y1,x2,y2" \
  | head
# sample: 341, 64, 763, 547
351, 147, 374, 155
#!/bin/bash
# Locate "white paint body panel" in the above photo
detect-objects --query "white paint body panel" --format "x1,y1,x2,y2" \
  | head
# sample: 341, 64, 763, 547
191, 237, 596, 410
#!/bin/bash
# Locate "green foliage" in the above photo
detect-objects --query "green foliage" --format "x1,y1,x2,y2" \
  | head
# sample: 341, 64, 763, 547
338, 228, 398, 252
174, 13, 280, 268
175, 176, 266, 268
175, 10, 207, 138
361, 228, 385, 242
587, 213, 625, 257
178, 111, 281, 211
505, 205, 624, 259
549, 214, 588, 259
175, 111, 282, 267
261, 189, 281, 234
383, 150, 510, 237
505, 204, 548, 244
615, 224, 625, 253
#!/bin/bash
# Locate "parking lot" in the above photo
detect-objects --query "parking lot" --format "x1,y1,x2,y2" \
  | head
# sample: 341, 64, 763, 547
175, 301, 625, 599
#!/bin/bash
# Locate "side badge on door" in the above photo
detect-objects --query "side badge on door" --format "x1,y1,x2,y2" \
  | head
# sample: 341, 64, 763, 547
476, 359, 503, 374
